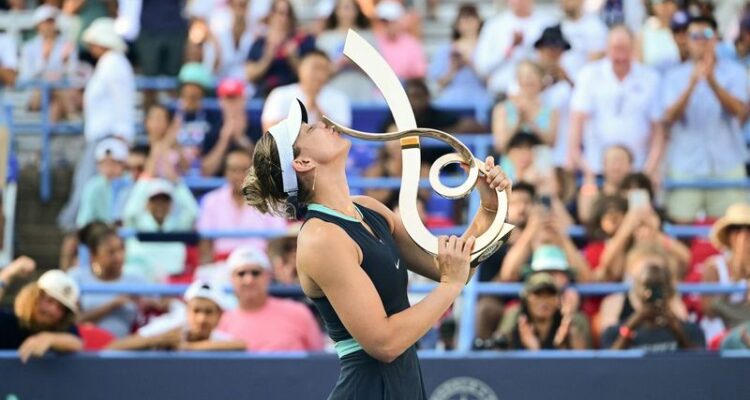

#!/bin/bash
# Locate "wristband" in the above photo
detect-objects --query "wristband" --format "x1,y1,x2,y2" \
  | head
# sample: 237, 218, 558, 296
619, 325, 635, 340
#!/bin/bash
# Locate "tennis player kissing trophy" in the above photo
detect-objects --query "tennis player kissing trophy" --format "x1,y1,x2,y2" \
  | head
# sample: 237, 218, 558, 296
323, 30, 514, 267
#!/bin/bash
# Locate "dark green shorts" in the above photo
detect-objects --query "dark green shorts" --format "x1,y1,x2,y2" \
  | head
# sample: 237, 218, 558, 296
328, 346, 426, 400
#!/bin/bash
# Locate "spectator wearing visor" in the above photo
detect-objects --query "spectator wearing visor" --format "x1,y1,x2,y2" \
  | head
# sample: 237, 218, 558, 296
0, 269, 83, 363
107, 279, 245, 351
662, 16, 749, 223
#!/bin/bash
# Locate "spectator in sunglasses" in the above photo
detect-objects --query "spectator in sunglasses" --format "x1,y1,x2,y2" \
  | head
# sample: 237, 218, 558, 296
661, 16, 749, 223
216, 246, 324, 351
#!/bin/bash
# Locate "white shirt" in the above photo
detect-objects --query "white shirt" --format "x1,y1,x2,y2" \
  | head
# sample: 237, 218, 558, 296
211, 21, 258, 80
262, 83, 352, 129
474, 10, 552, 94
83, 51, 136, 142
661, 59, 749, 176
0, 33, 18, 72
560, 13, 608, 80
115, 0, 143, 41
19, 36, 77, 82
571, 59, 661, 172
543, 80, 574, 167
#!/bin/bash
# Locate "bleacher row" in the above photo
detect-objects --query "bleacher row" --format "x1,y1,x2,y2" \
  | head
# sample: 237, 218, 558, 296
6, 78, 750, 351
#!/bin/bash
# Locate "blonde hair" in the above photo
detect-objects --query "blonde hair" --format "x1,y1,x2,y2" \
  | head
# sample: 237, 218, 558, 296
14, 282, 76, 333
516, 59, 545, 80
242, 132, 313, 217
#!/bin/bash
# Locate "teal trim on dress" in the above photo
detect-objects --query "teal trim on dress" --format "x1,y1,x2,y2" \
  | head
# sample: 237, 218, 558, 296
308, 203, 362, 222
334, 337, 363, 358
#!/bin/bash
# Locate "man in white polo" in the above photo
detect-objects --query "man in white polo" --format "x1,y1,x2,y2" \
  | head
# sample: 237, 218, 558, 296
568, 26, 665, 178
662, 16, 748, 222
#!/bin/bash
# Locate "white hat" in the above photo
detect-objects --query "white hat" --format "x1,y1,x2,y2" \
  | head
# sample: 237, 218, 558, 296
147, 178, 174, 199
82, 17, 127, 53
184, 280, 228, 310
376, 0, 404, 21
95, 138, 129, 162
227, 246, 271, 273
38, 270, 79, 313
32, 5, 59, 26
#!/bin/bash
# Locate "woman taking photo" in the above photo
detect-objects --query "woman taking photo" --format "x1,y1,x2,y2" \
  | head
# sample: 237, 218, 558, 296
243, 100, 510, 398
0, 267, 83, 363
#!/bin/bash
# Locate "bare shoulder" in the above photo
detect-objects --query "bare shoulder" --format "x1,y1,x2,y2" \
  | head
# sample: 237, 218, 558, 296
352, 195, 396, 232
297, 219, 355, 265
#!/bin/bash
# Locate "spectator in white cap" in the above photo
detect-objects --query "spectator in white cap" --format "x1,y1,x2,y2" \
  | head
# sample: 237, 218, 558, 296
0, 269, 83, 363
217, 246, 324, 351
122, 178, 199, 282
373, 0, 427, 80
19, 5, 79, 123
76, 138, 133, 228
57, 17, 135, 239
107, 280, 245, 351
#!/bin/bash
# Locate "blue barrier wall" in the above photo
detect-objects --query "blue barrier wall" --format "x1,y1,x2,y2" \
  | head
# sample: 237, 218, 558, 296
1, 351, 749, 400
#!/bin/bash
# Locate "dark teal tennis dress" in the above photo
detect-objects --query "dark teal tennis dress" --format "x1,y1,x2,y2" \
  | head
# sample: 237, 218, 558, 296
305, 203, 427, 400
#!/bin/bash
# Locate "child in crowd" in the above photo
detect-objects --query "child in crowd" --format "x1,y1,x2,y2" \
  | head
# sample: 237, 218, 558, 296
76, 138, 133, 228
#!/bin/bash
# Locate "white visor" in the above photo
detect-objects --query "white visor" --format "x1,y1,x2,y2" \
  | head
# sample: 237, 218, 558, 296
267, 99, 308, 218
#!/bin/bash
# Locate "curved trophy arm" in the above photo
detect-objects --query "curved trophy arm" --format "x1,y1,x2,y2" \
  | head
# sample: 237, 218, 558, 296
327, 29, 514, 267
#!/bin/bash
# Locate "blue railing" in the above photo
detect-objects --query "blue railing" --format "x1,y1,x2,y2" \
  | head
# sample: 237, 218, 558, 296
77, 281, 748, 297
8, 79, 750, 351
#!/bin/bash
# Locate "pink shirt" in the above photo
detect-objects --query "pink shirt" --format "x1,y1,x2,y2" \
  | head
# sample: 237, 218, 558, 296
218, 297, 324, 351
375, 32, 426, 80
197, 185, 288, 257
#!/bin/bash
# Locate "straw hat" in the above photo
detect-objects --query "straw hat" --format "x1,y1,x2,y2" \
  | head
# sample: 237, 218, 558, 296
82, 18, 127, 53
710, 203, 750, 249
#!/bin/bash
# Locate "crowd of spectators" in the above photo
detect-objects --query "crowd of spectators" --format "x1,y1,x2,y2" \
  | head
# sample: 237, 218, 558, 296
2, 0, 750, 362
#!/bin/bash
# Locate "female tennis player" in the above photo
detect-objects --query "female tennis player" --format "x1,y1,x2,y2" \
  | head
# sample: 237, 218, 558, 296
243, 100, 510, 399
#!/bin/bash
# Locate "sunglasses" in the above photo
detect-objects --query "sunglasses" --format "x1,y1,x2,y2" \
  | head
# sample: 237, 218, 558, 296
235, 269, 264, 278
689, 28, 715, 41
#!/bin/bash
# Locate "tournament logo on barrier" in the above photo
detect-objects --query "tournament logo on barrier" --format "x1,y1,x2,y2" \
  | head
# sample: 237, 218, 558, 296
429, 377, 498, 400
